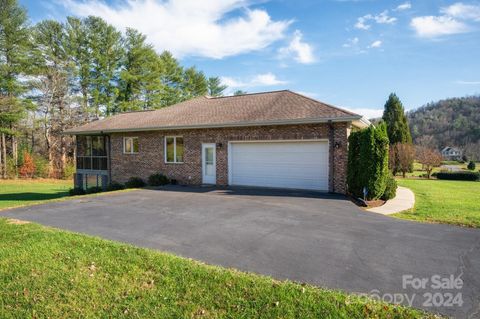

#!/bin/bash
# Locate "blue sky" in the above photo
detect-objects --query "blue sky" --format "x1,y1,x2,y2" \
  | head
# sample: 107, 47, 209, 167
21, 0, 480, 118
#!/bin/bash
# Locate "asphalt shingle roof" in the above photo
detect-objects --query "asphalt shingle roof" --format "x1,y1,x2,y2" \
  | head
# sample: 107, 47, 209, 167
65, 90, 364, 134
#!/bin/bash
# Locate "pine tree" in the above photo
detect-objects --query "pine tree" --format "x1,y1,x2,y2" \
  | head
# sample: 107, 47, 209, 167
207, 77, 227, 97
117, 28, 163, 112
84, 17, 123, 117
158, 51, 185, 107
234, 90, 247, 96
32, 20, 74, 177
382, 93, 412, 144
182, 66, 208, 99
65, 17, 91, 121
0, 0, 32, 178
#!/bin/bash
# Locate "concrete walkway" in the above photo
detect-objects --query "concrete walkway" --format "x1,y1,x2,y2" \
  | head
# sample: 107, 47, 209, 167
367, 186, 415, 215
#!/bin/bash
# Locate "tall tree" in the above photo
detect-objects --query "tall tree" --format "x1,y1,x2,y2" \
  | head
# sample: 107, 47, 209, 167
182, 66, 207, 99
234, 90, 247, 96
0, 0, 31, 178
207, 77, 227, 97
382, 93, 412, 144
158, 51, 185, 107
32, 20, 75, 177
65, 16, 91, 121
117, 28, 163, 112
84, 16, 123, 117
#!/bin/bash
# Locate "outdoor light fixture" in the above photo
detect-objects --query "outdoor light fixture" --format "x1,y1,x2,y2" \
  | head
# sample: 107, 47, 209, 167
334, 142, 341, 149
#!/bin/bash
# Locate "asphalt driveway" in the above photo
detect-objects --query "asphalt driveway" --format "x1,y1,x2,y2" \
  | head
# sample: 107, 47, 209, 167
2, 186, 480, 318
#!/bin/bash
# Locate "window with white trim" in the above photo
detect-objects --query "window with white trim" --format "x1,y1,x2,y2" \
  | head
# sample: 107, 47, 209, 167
123, 137, 139, 154
165, 136, 184, 163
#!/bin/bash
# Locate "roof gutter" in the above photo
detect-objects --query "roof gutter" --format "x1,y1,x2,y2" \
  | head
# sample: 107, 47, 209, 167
352, 116, 371, 129
63, 116, 365, 135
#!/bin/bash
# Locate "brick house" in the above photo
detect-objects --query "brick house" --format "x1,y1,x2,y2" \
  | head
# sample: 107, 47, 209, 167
65, 90, 370, 194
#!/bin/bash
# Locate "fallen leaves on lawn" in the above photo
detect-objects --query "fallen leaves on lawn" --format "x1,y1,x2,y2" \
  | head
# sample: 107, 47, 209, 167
6, 218, 30, 225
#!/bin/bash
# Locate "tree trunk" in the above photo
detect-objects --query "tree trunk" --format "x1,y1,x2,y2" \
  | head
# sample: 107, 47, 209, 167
12, 135, 18, 178
1, 133, 6, 179
60, 135, 66, 178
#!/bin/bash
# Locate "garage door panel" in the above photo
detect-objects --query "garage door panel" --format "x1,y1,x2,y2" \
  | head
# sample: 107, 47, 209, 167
229, 141, 329, 191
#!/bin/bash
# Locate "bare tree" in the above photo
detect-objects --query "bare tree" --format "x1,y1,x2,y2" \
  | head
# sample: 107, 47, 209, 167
416, 146, 443, 179
391, 143, 415, 178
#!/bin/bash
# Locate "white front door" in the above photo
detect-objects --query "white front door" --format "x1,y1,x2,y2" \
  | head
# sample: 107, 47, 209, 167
202, 143, 216, 184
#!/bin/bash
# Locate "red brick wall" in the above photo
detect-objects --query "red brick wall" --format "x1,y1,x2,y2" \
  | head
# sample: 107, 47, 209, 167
108, 122, 350, 193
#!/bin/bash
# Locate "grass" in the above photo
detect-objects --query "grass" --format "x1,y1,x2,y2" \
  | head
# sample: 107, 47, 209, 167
395, 179, 480, 228
0, 179, 72, 210
0, 219, 435, 318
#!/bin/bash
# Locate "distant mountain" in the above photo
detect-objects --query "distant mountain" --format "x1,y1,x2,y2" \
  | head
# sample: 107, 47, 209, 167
407, 96, 480, 160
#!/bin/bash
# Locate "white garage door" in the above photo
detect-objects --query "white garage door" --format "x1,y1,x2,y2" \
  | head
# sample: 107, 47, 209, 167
229, 141, 329, 191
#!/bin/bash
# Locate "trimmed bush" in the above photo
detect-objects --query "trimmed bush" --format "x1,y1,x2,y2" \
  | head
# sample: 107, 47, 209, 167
436, 171, 479, 181
148, 173, 170, 186
107, 182, 125, 191
347, 123, 390, 200
381, 174, 397, 200
69, 187, 86, 196
125, 177, 146, 188
467, 161, 476, 171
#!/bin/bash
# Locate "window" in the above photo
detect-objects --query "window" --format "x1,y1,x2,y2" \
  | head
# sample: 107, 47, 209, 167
123, 137, 139, 154
165, 136, 184, 163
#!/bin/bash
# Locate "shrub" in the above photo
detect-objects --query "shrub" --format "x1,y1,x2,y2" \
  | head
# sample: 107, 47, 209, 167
107, 182, 125, 191
63, 161, 76, 179
69, 187, 86, 196
381, 174, 397, 200
467, 161, 476, 171
33, 155, 49, 178
347, 123, 389, 200
436, 171, 479, 181
148, 173, 170, 186
125, 177, 146, 188
19, 151, 35, 178
86, 186, 103, 194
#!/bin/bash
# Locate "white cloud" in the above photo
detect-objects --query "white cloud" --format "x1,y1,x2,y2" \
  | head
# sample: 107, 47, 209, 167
411, 16, 469, 37
441, 2, 480, 21
63, 0, 291, 59
374, 10, 397, 24
278, 30, 315, 64
411, 2, 480, 38
354, 16, 371, 30
342, 37, 359, 47
354, 10, 396, 30
221, 72, 287, 89
394, 2, 411, 11
369, 40, 382, 48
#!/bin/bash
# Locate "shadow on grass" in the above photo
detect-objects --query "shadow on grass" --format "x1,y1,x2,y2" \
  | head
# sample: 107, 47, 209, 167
0, 191, 70, 202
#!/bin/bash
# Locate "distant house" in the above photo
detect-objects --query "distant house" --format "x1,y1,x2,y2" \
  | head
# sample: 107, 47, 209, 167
441, 147, 462, 161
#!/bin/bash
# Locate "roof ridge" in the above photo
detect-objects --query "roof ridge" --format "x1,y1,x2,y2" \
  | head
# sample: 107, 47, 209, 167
208, 89, 289, 99
286, 90, 359, 116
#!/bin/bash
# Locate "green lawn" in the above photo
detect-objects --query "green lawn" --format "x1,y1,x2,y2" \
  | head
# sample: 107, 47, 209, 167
395, 179, 480, 228
0, 219, 434, 318
0, 179, 72, 210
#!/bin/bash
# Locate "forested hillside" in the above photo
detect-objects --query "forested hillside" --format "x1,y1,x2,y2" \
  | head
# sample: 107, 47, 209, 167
407, 96, 480, 160
0, 0, 227, 179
